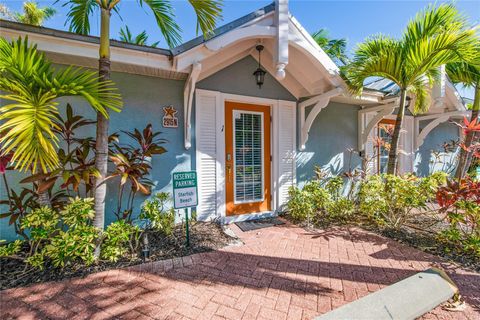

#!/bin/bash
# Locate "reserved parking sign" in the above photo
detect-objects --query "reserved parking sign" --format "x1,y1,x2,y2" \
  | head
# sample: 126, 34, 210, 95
172, 171, 198, 209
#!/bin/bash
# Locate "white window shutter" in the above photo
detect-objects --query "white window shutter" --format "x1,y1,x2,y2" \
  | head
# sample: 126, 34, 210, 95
195, 91, 218, 220
276, 101, 296, 210
399, 115, 414, 175
364, 112, 378, 175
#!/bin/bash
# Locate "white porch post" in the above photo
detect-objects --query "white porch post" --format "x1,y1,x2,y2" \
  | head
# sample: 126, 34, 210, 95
274, 0, 289, 80
183, 62, 202, 149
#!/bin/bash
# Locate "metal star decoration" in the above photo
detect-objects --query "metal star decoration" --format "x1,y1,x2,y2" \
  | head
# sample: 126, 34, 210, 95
163, 106, 177, 118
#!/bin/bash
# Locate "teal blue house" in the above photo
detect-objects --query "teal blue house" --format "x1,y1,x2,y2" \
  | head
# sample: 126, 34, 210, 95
0, 2, 469, 240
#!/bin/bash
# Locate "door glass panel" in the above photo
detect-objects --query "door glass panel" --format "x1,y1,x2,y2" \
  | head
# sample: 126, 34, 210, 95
234, 112, 264, 203
377, 123, 394, 173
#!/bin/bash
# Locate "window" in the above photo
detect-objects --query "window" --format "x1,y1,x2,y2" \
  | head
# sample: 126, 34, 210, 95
233, 111, 264, 203
377, 119, 396, 174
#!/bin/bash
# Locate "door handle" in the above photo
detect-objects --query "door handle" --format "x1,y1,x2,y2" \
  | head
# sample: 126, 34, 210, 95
226, 165, 232, 183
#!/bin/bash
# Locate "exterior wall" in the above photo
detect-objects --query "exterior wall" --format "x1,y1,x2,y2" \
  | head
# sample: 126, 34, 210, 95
196, 56, 296, 101
296, 102, 363, 185
414, 121, 459, 176
0, 70, 189, 241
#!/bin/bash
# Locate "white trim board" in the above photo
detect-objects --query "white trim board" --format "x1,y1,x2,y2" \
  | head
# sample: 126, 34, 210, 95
195, 89, 296, 222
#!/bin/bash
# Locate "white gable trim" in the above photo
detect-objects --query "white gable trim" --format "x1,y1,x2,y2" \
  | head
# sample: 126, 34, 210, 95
298, 88, 343, 150
414, 110, 470, 149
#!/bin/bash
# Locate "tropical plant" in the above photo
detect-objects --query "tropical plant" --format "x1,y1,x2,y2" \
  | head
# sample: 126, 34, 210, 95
312, 28, 349, 65
140, 192, 175, 235
446, 46, 480, 178
358, 173, 446, 229
61, 0, 223, 234
20, 197, 100, 269
107, 124, 167, 221
101, 220, 141, 262
0, 239, 23, 257
436, 177, 480, 256
0, 37, 123, 175
343, 3, 478, 175
1, 104, 100, 221
119, 26, 160, 47
0, 1, 56, 26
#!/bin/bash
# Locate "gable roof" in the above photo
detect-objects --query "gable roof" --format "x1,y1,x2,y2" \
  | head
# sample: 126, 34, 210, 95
172, 3, 276, 55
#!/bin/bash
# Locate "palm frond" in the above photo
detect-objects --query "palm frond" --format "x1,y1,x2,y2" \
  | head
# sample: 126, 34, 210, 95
408, 77, 431, 115
119, 26, 134, 43
343, 35, 404, 94
446, 61, 480, 88
135, 30, 149, 46
63, 0, 98, 35
137, 0, 181, 48
403, 3, 466, 44
312, 28, 349, 64
43, 66, 123, 115
0, 37, 123, 173
0, 89, 60, 173
188, 0, 222, 37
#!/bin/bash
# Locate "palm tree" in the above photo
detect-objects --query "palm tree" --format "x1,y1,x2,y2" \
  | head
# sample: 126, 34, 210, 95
0, 37, 122, 205
61, 0, 222, 231
343, 3, 478, 175
0, 1, 56, 26
312, 28, 349, 65
119, 26, 159, 47
447, 56, 480, 178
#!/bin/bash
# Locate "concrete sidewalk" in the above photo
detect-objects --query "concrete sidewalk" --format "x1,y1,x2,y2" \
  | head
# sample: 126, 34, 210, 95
1, 221, 478, 319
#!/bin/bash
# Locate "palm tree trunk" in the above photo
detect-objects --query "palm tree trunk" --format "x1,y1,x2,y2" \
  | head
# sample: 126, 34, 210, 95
93, 8, 111, 232
37, 190, 51, 207
387, 89, 407, 175
455, 85, 479, 179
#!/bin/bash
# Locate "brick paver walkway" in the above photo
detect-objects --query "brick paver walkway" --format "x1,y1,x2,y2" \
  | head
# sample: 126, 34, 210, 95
1, 220, 479, 320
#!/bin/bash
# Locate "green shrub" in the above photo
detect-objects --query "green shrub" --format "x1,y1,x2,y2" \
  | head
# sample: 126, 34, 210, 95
101, 220, 141, 262
140, 192, 175, 235
19, 197, 100, 269
0, 239, 23, 257
44, 224, 98, 267
287, 185, 314, 222
61, 197, 96, 227
287, 181, 333, 224
326, 198, 356, 221
359, 174, 440, 229
21, 206, 59, 241
325, 176, 343, 200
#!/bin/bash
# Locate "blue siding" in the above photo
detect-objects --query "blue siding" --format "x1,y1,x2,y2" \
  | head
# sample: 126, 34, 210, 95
414, 122, 459, 176
196, 56, 296, 101
296, 102, 362, 184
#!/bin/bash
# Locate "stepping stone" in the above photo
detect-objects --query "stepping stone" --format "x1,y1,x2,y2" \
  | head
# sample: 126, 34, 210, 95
315, 268, 458, 320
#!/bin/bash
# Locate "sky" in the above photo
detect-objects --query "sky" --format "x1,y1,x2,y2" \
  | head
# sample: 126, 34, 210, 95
2, 0, 480, 97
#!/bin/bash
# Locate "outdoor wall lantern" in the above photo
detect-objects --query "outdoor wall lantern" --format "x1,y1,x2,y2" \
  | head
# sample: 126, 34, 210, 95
253, 44, 266, 88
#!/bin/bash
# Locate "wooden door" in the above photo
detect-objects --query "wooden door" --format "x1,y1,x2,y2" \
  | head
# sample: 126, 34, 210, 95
225, 101, 271, 216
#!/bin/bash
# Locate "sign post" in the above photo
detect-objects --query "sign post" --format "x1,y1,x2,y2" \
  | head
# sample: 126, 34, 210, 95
172, 171, 198, 247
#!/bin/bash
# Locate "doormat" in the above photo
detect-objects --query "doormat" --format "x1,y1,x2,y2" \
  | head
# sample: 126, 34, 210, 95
235, 217, 285, 232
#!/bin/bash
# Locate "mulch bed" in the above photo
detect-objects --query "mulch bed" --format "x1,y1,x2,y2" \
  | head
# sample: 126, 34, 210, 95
282, 214, 480, 272
0, 222, 236, 290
